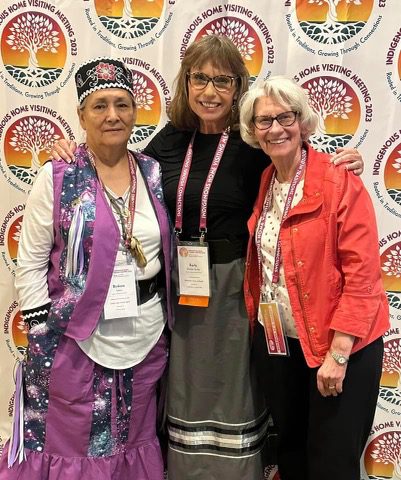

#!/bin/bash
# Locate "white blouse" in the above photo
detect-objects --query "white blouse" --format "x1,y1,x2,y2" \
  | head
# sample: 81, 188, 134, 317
258, 177, 304, 339
15, 161, 165, 369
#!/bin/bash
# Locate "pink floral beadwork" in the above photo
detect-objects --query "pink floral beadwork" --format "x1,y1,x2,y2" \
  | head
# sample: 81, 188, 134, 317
96, 62, 116, 81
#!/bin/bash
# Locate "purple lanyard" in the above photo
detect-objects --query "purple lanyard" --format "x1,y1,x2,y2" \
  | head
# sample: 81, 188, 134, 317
256, 148, 307, 291
174, 129, 230, 238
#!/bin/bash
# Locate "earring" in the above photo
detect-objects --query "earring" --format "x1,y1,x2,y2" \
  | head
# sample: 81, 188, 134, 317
231, 99, 237, 112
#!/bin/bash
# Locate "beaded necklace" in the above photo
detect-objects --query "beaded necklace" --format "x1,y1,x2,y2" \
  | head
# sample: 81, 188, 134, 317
87, 146, 147, 267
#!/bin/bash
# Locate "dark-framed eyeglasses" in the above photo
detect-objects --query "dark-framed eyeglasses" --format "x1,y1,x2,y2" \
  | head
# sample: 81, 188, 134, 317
253, 111, 298, 130
187, 72, 238, 93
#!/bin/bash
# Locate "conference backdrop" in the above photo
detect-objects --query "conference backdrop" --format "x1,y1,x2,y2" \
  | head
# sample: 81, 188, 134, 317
0, 0, 400, 477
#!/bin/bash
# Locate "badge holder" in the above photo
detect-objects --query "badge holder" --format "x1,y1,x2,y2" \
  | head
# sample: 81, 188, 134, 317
104, 251, 139, 319
259, 295, 289, 356
176, 232, 210, 308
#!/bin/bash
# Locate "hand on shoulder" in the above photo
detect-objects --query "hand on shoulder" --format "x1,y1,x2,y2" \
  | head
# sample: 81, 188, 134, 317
330, 147, 364, 176
50, 139, 77, 163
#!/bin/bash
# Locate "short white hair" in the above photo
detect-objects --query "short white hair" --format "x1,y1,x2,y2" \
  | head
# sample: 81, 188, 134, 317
239, 76, 318, 149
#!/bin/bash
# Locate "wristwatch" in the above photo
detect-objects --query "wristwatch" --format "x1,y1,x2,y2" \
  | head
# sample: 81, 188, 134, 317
330, 350, 349, 366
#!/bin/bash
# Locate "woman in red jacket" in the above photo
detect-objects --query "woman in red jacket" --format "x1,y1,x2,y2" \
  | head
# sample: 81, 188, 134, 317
239, 76, 389, 480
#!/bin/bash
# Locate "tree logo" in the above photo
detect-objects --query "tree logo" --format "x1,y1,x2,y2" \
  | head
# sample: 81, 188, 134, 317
385, 27, 401, 104
298, 0, 373, 43
304, 76, 355, 151
381, 240, 401, 312
6, 212, 22, 269
10, 309, 28, 358
0, 205, 24, 275
180, 6, 276, 84
364, 429, 401, 479
294, 65, 372, 153
370, 135, 401, 220
380, 335, 401, 407
3, 301, 27, 360
0, 4, 77, 97
0, 106, 75, 194
1, 12, 66, 88
376, 328, 401, 435
83, 1, 175, 52
285, 0, 385, 57
5, 116, 62, 185
384, 145, 401, 206
95, 0, 163, 38
131, 71, 158, 143
11, 117, 61, 178
195, 17, 264, 84
120, 59, 171, 147
376, 238, 401, 415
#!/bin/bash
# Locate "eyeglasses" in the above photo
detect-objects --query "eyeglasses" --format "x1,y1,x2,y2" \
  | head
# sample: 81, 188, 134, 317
187, 72, 238, 92
253, 111, 298, 130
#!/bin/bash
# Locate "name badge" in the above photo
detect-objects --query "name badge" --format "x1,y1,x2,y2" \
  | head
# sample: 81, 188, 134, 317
104, 261, 138, 319
259, 301, 289, 356
177, 241, 210, 307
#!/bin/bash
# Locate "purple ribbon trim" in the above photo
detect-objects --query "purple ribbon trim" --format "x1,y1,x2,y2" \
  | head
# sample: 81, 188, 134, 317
8, 362, 25, 468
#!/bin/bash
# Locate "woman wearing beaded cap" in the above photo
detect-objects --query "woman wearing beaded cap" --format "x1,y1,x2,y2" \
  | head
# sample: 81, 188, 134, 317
0, 58, 172, 480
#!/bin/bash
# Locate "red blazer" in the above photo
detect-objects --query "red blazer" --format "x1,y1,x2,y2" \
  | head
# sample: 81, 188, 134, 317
244, 143, 389, 367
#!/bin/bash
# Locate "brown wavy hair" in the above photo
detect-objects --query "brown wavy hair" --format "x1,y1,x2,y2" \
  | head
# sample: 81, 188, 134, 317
168, 35, 249, 131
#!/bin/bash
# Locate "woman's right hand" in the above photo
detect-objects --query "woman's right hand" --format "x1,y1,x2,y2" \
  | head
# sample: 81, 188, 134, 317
50, 139, 77, 163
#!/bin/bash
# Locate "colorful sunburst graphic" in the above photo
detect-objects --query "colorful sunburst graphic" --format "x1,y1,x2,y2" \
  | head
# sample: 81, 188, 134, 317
384, 28, 401, 104
301, 76, 360, 152
130, 71, 160, 144
1, 11, 67, 88
7, 212, 23, 268
384, 146, 401, 209
379, 335, 401, 408
94, 0, 164, 39
4, 301, 27, 359
195, 18, 263, 84
381, 241, 401, 311
3, 115, 62, 186
364, 430, 401, 479
11, 309, 28, 357
296, 0, 374, 45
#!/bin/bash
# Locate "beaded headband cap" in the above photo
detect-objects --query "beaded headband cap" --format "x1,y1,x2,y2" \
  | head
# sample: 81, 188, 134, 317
75, 57, 134, 104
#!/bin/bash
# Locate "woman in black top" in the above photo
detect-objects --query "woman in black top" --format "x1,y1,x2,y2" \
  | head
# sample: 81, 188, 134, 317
51, 35, 363, 480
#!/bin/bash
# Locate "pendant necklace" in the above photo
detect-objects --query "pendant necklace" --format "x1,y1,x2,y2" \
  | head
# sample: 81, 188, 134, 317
87, 146, 148, 268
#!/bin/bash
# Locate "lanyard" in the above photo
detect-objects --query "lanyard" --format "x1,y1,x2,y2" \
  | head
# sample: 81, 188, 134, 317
256, 148, 307, 293
174, 129, 230, 240
87, 146, 137, 253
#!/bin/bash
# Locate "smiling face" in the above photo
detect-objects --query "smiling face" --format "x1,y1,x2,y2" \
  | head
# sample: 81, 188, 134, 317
187, 61, 238, 134
78, 88, 136, 153
253, 96, 303, 165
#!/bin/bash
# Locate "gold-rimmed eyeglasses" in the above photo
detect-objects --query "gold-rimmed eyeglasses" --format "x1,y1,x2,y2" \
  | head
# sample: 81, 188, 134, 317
187, 72, 238, 93
253, 111, 298, 130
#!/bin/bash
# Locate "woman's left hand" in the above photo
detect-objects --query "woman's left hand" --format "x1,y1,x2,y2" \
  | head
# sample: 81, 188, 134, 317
317, 353, 348, 397
317, 332, 354, 397
331, 147, 364, 176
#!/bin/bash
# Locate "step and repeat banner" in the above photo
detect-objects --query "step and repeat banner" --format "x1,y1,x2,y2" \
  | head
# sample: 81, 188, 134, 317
0, 1, 400, 477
